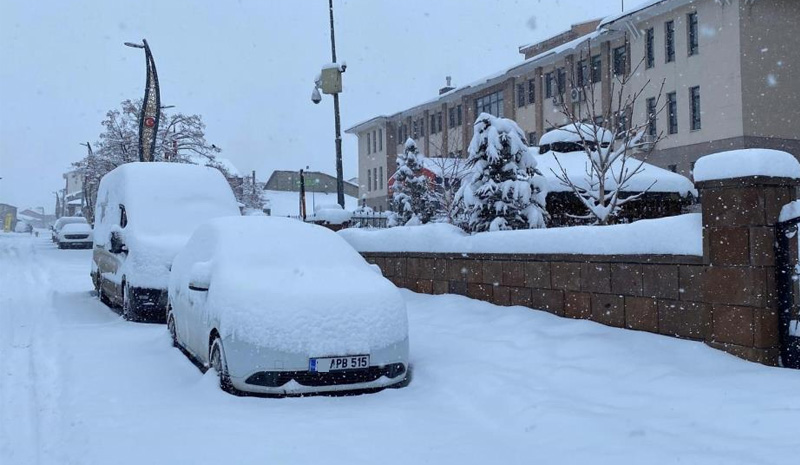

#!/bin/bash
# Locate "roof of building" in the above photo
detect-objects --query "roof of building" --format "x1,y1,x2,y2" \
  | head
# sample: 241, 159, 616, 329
598, 0, 695, 30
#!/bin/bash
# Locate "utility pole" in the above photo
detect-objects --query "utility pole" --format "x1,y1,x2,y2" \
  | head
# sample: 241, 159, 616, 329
329, 0, 345, 208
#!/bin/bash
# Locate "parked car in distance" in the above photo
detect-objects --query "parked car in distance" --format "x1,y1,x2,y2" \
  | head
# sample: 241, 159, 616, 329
52, 216, 87, 243
57, 222, 93, 249
92, 162, 240, 323
167, 216, 410, 396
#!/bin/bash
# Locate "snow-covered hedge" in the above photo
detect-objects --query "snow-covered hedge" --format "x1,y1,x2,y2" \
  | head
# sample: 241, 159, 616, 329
340, 213, 702, 256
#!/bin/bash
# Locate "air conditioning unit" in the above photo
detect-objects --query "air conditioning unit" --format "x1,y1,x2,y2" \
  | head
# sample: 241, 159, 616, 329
570, 88, 585, 102
552, 94, 563, 106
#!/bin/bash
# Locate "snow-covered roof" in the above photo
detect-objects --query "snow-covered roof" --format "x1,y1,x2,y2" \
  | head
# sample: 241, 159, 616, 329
693, 149, 800, 183
536, 150, 695, 195
539, 123, 614, 146
598, 0, 695, 30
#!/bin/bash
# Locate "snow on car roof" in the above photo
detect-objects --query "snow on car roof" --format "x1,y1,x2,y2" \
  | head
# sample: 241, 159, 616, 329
99, 162, 240, 237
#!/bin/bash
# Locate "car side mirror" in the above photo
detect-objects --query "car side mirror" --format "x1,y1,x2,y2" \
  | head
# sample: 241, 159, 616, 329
110, 231, 127, 254
188, 262, 211, 292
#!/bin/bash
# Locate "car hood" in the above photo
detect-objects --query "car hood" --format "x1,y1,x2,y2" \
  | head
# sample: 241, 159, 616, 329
205, 267, 408, 356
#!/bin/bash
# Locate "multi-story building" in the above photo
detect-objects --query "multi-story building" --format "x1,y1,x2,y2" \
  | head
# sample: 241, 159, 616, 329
346, 0, 800, 210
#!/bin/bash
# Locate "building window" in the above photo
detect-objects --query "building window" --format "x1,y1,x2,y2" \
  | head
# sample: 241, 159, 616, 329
378, 128, 383, 151
544, 72, 553, 98
457, 104, 463, 126
665, 20, 675, 63
690, 86, 701, 130
475, 90, 504, 117
527, 79, 535, 104
556, 68, 566, 95
667, 91, 678, 134
372, 130, 377, 153
412, 120, 418, 139
527, 132, 538, 146
449, 107, 455, 127
646, 97, 657, 137
419, 118, 425, 137
613, 45, 627, 76
367, 169, 371, 192
397, 126, 402, 143
437, 112, 443, 133
591, 55, 602, 83
645, 28, 655, 69
517, 83, 525, 107
379, 166, 383, 190
576, 59, 588, 87
430, 114, 436, 134
373, 168, 377, 191
366, 132, 371, 154
688, 12, 699, 56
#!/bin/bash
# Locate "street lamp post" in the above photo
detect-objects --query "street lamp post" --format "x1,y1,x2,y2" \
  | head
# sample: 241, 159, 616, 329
124, 39, 161, 162
311, 0, 346, 209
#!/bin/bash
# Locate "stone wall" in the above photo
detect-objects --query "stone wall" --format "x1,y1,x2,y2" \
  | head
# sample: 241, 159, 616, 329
361, 176, 799, 366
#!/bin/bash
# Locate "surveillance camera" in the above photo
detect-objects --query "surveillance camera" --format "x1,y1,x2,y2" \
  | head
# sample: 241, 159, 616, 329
311, 87, 322, 104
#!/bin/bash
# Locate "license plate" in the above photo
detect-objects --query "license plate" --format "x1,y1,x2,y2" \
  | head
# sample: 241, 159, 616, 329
309, 355, 370, 373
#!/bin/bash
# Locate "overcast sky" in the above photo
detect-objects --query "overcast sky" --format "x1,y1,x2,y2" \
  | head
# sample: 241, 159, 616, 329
0, 0, 644, 211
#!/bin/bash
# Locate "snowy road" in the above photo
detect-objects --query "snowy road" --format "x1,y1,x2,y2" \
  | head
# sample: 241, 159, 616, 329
2, 233, 800, 464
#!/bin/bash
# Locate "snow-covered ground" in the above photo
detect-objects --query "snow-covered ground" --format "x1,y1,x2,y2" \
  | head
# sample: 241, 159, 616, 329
2, 232, 800, 464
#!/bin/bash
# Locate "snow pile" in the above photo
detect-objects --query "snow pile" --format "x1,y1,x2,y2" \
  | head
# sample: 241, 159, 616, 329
262, 189, 358, 217
779, 200, 800, 222
693, 149, 800, 182
310, 203, 353, 225
170, 216, 408, 355
537, 150, 695, 195
341, 213, 702, 256
94, 162, 240, 288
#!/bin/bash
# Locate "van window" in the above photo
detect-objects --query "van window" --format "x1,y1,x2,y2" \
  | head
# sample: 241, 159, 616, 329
119, 205, 128, 228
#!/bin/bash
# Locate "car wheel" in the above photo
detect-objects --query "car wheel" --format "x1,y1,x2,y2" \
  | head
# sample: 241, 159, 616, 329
209, 336, 233, 393
167, 313, 178, 348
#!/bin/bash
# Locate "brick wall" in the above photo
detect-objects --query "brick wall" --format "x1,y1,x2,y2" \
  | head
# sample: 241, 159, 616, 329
361, 176, 799, 366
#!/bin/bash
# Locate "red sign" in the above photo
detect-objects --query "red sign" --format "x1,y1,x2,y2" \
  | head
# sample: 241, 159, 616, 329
144, 117, 155, 128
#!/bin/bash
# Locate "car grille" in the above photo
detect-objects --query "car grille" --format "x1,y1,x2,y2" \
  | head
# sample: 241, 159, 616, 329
64, 234, 89, 240
245, 363, 406, 388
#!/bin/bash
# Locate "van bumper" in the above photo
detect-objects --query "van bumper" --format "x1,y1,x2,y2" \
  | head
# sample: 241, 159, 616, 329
126, 287, 168, 323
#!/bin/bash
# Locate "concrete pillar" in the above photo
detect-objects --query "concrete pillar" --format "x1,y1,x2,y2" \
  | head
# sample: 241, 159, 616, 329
697, 176, 799, 365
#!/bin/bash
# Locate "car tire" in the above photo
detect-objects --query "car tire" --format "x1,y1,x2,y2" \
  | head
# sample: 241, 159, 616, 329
167, 312, 178, 348
209, 336, 233, 393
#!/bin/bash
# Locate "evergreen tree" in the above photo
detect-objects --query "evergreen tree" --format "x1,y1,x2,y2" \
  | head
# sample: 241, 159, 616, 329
389, 138, 436, 226
455, 113, 548, 232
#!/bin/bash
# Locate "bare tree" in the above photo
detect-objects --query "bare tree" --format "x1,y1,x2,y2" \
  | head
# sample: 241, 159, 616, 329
425, 126, 470, 223
545, 40, 668, 225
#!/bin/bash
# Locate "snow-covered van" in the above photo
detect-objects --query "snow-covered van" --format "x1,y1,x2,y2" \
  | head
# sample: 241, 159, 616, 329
92, 162, 240, 322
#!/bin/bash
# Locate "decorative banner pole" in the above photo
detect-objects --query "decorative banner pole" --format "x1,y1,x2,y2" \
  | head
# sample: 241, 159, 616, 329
125, 39, 161, 162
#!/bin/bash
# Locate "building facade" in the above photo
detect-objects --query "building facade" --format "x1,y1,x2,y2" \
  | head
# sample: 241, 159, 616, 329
346, 0, 800, 211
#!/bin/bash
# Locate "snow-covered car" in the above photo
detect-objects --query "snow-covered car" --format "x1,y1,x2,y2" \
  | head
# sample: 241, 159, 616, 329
92, 162, 240, 322
167, 216, 409, 396
51, 216, 87, 243
57, 222, 93, 249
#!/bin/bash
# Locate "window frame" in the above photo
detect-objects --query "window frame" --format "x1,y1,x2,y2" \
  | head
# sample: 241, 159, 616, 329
646, 97, 657, 137
517, 83, 525, 107
544, 72, 553, 98
690, 86, 701, 131
590, 55, 602, 84
613, 45, 627, 76
665, 20, 676, 63
527, 79, 535, 104
667, 91, 678, 134
366, 132, 371, 154
645, 27, 655, 69
687, 12, 699, 56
